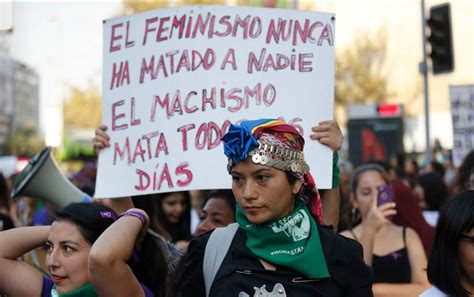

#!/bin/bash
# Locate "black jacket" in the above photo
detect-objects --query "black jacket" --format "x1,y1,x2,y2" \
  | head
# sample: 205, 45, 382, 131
178, 224, 373, 297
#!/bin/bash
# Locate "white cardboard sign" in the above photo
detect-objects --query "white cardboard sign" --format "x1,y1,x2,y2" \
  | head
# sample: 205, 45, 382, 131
95, 5, 335, 198
449, 85, 474, 167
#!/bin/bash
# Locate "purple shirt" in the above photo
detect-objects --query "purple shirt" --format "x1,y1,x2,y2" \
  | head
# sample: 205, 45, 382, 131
41, 277, 154, 297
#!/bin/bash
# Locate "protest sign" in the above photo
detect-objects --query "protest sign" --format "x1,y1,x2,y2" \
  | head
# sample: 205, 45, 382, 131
95, 5, 335, 198
449, 85, 474, 167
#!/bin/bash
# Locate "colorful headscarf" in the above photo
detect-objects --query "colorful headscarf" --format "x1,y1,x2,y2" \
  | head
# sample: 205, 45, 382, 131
221, 119, 323, 224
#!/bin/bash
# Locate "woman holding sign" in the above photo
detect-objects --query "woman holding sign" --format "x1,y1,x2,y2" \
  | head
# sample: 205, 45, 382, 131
340, 164, 430, 296
178, 119, 373, 297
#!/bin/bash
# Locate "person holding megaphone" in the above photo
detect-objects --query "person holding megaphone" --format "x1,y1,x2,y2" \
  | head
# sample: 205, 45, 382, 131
0, 202, 155, 297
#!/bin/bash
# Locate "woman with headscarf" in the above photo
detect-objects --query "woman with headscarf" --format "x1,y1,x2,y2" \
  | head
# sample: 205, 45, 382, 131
178, 119, 373, 297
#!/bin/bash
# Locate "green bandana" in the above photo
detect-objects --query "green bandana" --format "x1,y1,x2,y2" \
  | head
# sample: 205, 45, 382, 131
236, 201, 330, 279
51, 283, 98, 297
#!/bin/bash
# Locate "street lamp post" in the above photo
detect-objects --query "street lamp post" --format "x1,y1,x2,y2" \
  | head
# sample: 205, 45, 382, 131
420, 0, 431, 164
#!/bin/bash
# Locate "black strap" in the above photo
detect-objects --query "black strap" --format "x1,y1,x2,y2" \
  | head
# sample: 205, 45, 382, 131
402, 226, 407, 247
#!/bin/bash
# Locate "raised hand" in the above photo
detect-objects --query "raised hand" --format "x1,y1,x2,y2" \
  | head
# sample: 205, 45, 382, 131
363, 193, 397, 233
309, 120, 342, 153
93, 124, 111, 156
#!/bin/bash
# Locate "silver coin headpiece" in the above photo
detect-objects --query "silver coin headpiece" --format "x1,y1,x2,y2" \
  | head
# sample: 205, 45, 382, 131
227, 140, 310, 175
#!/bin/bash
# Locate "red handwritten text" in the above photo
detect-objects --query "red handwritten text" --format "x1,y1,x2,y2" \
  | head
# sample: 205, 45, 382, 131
177, 120, 232, 151
266, 19, 333, 46
113, 131, 168, 165
109, 21, 135, 52
134, 162, 193, 191
150, 83, 276, 120
248, 49, 313, 73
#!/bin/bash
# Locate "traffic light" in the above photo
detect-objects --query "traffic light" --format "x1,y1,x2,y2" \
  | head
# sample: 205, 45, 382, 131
426, 3, 454, 74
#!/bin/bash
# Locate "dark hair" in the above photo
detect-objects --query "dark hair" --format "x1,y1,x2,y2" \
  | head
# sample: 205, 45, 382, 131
133, 195, 165, 236
417, 172, 448, 211
155, 191, 192, 243
131, 196, 173, 297
55, 203, 116, 245
285, 171, 298, 185
427, 190, 474, 297
429, 161, 446, 179
205, 189, 236, 220
395, 153, 406, 179
350, 164, 389, 194
0, 173, 11, 211
370, 160, 392, 173
454, 150, 474, 193
403, 158, 420, 189
0, 213, 14, 230
129, 233, 168, 297
406, 158, 420, 173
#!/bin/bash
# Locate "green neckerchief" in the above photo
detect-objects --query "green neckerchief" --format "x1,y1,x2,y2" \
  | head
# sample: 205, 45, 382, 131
236, 200, 330, 279
51, 283, 98, 297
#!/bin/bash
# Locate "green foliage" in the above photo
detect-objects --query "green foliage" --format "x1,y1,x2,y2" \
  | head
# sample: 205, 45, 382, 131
122, 0, 230, 13
63, 83, 102, 129
335, 28, 394, 106
181, 0, 228, 5
57, 133, 95, 162
249, 0, 289, 8
122, 0, 170, 13
61, 83, 100, 161
7, 125, 45, 157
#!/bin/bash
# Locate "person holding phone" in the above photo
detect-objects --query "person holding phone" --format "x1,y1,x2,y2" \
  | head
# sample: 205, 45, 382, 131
341, 164, 430, 297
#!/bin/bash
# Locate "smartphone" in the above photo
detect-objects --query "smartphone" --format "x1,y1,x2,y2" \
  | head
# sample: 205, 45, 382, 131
377, 185, 393, 207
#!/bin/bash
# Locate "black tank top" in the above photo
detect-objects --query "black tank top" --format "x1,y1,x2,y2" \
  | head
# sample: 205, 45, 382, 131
351, 227, 411, 283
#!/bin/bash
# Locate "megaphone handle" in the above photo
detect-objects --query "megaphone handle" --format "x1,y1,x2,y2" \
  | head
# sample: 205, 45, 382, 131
82, 194, 93, 203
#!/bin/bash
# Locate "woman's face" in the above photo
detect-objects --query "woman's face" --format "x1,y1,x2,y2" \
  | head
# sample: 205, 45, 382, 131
404, 160, 417, 175
45, 221, 91, 293
413, 184, 427, 209
459, 227, 474, 288
162, 193, 187, 224
231, 159, 302, 224
195, 198, 235, 236
351, 170, 387, 218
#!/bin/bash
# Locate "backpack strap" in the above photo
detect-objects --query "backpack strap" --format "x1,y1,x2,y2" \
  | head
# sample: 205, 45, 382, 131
203, 223, 239, 297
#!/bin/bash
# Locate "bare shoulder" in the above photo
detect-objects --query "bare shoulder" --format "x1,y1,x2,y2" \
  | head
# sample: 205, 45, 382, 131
405, 226, 422, 244
339, 227, 357, 240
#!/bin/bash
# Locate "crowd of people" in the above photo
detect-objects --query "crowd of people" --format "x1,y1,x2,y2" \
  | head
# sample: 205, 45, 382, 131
0, 118, 473, 297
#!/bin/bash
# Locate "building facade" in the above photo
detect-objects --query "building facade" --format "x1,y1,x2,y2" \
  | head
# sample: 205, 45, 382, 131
0, 53, 40, 154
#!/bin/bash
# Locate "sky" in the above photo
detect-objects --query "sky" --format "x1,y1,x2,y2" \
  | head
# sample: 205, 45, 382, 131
7, 1, 122, 146
3, 0, 474, 150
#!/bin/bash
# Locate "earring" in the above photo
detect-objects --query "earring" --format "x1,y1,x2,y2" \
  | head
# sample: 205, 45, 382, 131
351, 207, 361, 223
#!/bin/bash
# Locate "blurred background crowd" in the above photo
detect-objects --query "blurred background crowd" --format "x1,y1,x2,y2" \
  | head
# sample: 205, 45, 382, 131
0, 0, 473, 296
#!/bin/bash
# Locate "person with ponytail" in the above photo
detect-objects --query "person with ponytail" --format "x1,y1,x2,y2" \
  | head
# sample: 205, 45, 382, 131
178, 119, 373, 297
0, 202, 154, 297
